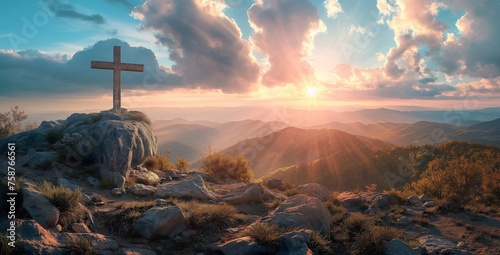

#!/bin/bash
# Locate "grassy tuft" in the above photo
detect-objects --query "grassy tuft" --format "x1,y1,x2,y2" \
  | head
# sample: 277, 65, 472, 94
244, 223, 280, 244
103, 201, 156, 236
126, 111, 152, 125
0, 235, 14, 255
38, 181, 83, 226
201, 151, 253, 183
67, 236, 96, 255
308, 231, 331, 255
351, 225, 402, 255
178, 201, 246, 232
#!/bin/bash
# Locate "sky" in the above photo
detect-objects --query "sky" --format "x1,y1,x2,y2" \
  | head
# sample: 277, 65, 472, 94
0, 0, 499, 113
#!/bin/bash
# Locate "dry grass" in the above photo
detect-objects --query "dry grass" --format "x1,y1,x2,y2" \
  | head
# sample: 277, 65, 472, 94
341, 216, 371, 242
67, 236, 96, 255
177, 201, 246, 232
143, 155, 173, 171
103, 201, 156, 236
38, 181, 83, 227
126, 111, 152, 125
351, 225, 402, 255
308, 231, 331, 255
244, 223, 280, 244
202, 151, 253, 183
0, 235, 13, 255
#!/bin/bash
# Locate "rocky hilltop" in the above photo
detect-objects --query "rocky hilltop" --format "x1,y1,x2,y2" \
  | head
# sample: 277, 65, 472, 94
0, 112, 498, 255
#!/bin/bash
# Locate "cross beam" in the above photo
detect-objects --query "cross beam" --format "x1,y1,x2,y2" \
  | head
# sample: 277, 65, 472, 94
91, 46, 144, 113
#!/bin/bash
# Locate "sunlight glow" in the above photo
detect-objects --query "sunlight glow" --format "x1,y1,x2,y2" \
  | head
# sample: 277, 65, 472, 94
306, 86, 319, 98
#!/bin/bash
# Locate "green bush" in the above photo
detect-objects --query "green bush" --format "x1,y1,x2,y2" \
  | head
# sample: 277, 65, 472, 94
202, 151, 253, 182
38, 181, 83, 226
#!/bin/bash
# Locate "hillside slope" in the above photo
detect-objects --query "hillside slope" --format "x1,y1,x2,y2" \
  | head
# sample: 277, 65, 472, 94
223, 127, 394, 178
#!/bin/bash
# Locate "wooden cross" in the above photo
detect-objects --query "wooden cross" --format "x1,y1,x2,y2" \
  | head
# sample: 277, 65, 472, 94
91, 46, 144, 113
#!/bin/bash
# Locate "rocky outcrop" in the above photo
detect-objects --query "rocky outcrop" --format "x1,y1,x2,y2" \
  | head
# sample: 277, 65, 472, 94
260, 195, 331, 234
222, 183, 264, 204
266, 179, 286, 191
296, 183, 330, 202
128, 169, 160, 186
337, 192, 363, 208
154, 175, 216, 200
0, 109, 157, 187
384, 239, 420, 255
22, 182, 60, 228
133, 205, 188, 240
15, 220, 66, 255
418, 235, 472, 255
129, 184, 157, 196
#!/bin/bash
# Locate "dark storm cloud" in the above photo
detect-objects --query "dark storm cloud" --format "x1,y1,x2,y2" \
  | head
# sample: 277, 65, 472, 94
52, 2, 106, 25
107, 0, 134, 10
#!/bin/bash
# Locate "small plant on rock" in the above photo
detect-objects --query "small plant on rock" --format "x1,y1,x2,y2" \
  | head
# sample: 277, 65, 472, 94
67, 236, 96, 255
245, 223, 280, 244
38, 181, 83, 226
308, 231, 331, 255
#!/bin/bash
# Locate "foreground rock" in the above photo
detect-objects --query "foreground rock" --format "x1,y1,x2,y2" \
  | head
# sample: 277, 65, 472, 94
222, 183, 264, 204
0, 110, 158, 187
129, 184, 157, 196
260, 194, 331, 234
418, 235, 471, 255
216, 229, 314, 255
337, 192, 363, 208
133, 205, 188, 240
384, 239, 420, 255
154, 175, 216, 200
22, 182, 60, 228
296, 183, 330, 202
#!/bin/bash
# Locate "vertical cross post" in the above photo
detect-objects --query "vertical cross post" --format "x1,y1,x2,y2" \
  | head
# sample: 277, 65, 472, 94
91, 46, 144, 113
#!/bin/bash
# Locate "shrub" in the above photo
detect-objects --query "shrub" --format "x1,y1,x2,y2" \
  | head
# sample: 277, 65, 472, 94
143, 154, 173, 171
173, 157, 190, 172
351, 226, 401, 255
126, 111, 152, 125
342, 216, 370, 242
178, 201, 246, 232
410, 157, 485, 206
308, 231, 331, 255
38, 181, 83, 226
201, 151, 253, 182
67, 236, 96, 255
45, 129, 63, 144
244, 223, 280, 244
0, 106, 29, 138
325, 201, 345, 215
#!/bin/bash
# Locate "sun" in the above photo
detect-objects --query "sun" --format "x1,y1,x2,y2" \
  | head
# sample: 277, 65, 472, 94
306, 86, 319, 98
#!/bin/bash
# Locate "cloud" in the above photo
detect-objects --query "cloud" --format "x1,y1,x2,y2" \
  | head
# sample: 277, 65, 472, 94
248, 0, 325, 86
329, 64, 456, 99
132, 0, 260, 93
51, 2, 106, 25
324, 0, 343, 18
0, 39, 182, 96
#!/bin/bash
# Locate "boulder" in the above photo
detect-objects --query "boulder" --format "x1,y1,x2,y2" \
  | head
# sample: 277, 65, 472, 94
358, 192, 389, 208
260, 195, 331, 234
56, 178, 81, 191
384, 239, 420, 255
27, 148, 58, 169
22, 182, 60, 228
133, 205, 188, 240
418, 235, 471, 255
216, 236, 270, 255
223, 183, 263, 204
419, 194, 430, 202
337, 192, 363, 208
71, 223, 91, 233
154, 175, 216, 200
15, 220, 66, 255
129, 169, 160, 186
408, 196, 420, 204
129, 184, 157, 196
0, 120, 64, 154
296, 183, 330, 202
277, 230, 313, 255
266, 179, 286, 191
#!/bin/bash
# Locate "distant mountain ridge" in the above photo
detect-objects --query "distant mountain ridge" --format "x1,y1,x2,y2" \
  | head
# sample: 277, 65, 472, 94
222, 127, 393, 178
